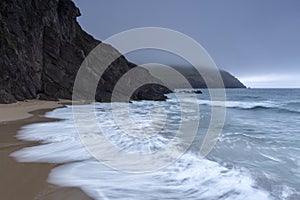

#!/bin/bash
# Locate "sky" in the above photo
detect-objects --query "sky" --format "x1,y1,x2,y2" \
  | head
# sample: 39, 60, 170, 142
73, 0, 300, 88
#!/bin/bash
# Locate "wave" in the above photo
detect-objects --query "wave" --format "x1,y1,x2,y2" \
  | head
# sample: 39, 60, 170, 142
195, 100, 300, 114
275, 108, 300, 114
196, 100, 276, 109
11, 103, 271, 200
286, 101, 300, 107
47, 154, 270, 200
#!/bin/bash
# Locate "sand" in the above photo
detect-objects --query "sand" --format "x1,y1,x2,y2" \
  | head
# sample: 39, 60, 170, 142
0, 100, 92, 200
0, 100, 72, 123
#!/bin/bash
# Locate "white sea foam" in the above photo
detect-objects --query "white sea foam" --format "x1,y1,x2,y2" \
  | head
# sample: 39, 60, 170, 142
196, 99, 278, 109
11, 100, 272, 200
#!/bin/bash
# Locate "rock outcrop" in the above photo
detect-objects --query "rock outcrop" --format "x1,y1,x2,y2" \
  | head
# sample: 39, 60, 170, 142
0, 0, 170, 103
0, 90, 16, 104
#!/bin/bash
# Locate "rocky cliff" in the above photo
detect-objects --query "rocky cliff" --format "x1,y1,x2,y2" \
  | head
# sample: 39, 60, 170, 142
0, 0, 170, 103
149, 65, 246, 89
173, 66, 246, 88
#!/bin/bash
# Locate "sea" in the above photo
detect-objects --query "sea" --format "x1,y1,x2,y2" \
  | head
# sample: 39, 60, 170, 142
11, 89, 300, 200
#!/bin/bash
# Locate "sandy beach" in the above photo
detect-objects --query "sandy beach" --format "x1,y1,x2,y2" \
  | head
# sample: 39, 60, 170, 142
0, 100, 92, 200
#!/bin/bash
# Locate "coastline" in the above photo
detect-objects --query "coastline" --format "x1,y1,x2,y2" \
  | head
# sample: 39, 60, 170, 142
0, 100, 71, 123
0, 100, 92, 200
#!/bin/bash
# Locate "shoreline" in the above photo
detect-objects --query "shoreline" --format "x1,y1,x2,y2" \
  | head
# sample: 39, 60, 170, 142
0, 100, 92, 200
0, 99, 72, 123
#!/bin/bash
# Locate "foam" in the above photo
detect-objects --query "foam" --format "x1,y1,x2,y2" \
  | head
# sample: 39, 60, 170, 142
11, 100, 272, 200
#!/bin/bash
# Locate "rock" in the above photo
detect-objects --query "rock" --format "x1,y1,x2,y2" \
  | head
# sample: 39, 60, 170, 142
0, 91, 17, 104
174, 89, 202, 94
0, 0, 170, 104
132, 84, 169, 101
37, 93, 58, 101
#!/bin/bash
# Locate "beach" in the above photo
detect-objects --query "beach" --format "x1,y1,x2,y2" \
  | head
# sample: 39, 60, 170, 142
8, 89, 299, 200
0, 100, 92, 200
1, 90, 299, 200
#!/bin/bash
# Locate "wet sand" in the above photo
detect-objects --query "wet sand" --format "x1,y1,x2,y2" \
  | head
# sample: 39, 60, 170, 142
0, 101, 92, 200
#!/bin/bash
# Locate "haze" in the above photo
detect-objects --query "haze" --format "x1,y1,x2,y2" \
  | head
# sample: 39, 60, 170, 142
73, 0, 300, 88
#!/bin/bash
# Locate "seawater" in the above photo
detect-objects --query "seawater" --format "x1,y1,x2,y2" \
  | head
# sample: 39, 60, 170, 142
11, 89, 300, 200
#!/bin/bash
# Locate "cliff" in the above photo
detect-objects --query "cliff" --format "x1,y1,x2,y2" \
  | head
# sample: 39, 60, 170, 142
149, 65, 246, 89
0, 0, 170, 103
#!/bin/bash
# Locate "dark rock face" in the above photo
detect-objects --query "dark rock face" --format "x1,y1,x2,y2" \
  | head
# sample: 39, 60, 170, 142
0, 90, 16, 104
0, 0, 170, 103
132, 84, 169, 101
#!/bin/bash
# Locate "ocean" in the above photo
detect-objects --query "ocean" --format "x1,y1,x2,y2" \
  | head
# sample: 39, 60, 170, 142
11, 89, 300, 200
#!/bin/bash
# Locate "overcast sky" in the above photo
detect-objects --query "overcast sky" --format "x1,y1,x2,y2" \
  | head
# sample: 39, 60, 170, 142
73, 0, 300, 88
